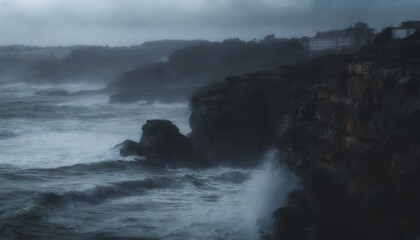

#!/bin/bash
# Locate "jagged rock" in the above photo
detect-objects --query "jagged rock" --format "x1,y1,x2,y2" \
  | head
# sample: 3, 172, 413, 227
120, 120, 202, 167
120, 140, 144, 157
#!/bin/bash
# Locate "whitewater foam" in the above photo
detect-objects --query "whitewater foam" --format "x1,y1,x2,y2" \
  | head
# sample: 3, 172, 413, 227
0, 83, 299, 239
247, 150, 300, 220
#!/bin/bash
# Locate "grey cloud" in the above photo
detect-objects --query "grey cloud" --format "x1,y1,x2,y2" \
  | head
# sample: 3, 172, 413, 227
0, 0, 419, 46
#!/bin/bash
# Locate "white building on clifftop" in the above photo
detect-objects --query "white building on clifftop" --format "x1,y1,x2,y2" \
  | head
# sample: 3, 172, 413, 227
310, 22, 375, 52
392, 21, 420, 39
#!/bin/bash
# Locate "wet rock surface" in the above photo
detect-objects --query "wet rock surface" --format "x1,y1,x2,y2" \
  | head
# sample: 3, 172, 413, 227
120, 120, 203, 167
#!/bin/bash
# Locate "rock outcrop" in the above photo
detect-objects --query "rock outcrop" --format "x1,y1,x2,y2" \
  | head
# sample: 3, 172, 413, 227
189, 49, 420, 238
189, 61, 336, 166
189, 76, 277, 166
120, 120, 202, 167
279, 60, 420, 240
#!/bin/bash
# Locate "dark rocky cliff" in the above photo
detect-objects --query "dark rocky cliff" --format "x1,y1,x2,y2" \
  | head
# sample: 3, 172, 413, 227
277, 60, 420, 240
188, 38, 420, 238
120, 33, 420, 239
188, 60, 336, 166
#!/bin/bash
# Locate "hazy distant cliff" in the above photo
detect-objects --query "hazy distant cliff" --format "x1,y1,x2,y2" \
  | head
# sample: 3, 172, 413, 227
0, 45, 77, 82
0, 40, 204, 84
107, 37, 307, 103
29, 40, 205, 83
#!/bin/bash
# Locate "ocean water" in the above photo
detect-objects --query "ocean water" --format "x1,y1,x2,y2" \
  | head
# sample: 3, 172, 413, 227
0, 83, 299, 240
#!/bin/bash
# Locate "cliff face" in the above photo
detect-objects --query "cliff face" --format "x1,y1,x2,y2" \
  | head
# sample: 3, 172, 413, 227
279, 60, 420, 239
120, 35, 420, 238
188, 52, 420, 238
189, 62, 333, 166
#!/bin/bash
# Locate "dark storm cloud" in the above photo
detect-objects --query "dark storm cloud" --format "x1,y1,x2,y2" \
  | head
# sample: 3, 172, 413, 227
0, 0, 419, 46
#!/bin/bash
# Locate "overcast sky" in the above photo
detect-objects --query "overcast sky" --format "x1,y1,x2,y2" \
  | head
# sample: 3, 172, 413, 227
0, 0, 419, 46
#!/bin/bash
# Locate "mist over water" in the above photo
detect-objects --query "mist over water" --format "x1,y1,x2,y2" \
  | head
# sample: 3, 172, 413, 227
0, 82, 189, 168
0, 83, 298, 239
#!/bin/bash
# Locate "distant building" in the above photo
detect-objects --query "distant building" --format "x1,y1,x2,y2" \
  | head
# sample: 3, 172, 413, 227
310, 31, 347, 51
298, 36, 311, 50
310, 22, 375, 52
392, 21, 420, 39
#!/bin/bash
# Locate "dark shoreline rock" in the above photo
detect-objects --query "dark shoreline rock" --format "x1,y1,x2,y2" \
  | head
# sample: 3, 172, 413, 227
120, 140, 144, 157
120, 120, 204, 167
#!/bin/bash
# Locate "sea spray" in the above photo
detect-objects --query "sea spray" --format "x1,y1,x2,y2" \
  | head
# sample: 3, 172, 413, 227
246, 149, 301, 237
